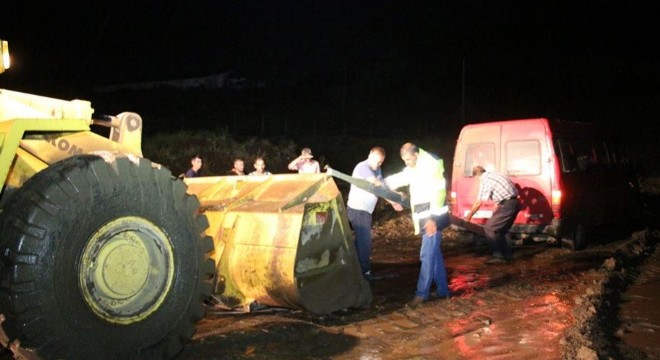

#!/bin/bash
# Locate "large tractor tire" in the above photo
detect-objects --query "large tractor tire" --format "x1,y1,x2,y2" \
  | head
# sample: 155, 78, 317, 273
0, 155, 214, 360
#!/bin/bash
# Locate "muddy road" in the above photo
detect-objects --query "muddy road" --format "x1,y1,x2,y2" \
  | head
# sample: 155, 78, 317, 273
178, 193, 660, 360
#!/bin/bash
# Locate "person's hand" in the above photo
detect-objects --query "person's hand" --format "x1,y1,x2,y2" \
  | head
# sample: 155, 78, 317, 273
424, 219, 437, 236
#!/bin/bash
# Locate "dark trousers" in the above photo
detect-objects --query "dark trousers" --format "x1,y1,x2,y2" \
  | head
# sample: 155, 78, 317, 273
347, 207, 373, 274
484, 199, 520, 258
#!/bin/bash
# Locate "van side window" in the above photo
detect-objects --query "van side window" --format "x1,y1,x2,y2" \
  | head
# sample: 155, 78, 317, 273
575, 141, 595, 171
557, 139, 577, 173
606, 142, 632, 171
605, 142, 618, 167
557, 138, 600, 173
593, 141, 610, 169
505, 140, 541, 175
464, 143, 495, 176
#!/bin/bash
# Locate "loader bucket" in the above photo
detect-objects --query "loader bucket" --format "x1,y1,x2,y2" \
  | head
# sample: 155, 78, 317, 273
184, 173, 372, 314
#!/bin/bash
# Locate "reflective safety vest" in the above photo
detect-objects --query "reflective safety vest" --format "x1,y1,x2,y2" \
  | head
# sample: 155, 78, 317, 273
385, 148, 448, 235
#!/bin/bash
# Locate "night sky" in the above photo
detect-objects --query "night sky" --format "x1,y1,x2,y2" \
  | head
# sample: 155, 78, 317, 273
1, 1, 658, 139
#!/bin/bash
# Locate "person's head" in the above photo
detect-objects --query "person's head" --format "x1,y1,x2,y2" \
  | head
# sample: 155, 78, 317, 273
254, 157, 266, 173
300, 148, 314, 161
367, 146, 386, 170
190, 154, 203, 172
399, 143, 419, 168
472, 165, 486, 177
233, 158, 244, 172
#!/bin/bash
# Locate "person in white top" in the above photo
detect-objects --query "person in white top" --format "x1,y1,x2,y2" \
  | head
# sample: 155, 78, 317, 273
288, 148, 320, 174
249, 157, 272, 176
346, 146, 397, 280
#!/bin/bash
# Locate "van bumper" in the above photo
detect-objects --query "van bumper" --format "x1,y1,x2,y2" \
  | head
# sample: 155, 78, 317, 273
450, 218, 562, 244
510, 219, 561, 243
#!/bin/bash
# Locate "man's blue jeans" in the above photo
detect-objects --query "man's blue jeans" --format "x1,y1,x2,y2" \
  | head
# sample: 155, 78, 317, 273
416, 214, 450, 300
347, 207, 373, 275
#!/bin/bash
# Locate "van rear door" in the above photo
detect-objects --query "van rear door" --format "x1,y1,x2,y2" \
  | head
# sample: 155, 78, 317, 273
500, 119, 554, 227
450, 122, 501, 222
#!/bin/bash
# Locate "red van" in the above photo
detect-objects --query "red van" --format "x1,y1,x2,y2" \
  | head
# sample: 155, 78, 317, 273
448, 118, 639, 249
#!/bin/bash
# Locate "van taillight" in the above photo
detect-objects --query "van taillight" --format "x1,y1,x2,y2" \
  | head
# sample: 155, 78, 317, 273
551, 189, 561, 219
449, 191, 457, 213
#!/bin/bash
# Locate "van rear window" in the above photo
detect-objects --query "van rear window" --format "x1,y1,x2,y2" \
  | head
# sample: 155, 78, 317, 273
464, 143, 495, 176
506, 140, 541, 175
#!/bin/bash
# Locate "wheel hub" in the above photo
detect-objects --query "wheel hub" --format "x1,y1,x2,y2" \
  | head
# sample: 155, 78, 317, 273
99, 234, 149, 297
79, 217, 174, 324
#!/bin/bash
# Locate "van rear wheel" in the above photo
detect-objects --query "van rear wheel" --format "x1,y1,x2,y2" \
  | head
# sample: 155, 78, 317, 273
573, 224, 589, 250
0, 155, 214, 359
561, 224, 589, 251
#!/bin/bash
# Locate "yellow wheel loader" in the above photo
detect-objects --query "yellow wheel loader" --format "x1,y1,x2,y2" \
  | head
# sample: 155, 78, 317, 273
0, 40, 371, 359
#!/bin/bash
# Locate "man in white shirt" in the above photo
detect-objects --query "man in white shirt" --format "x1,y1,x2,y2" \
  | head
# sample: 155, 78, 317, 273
347, 146, 391, 281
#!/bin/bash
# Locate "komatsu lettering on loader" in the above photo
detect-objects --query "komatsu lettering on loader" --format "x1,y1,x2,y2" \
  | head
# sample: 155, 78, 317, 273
0, 38, 371, 360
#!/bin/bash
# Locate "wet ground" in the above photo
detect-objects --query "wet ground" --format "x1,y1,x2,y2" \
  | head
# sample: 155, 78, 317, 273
616, 243, 660, 359
177, 203, 660, 360
4, 187, 656, 359
1, 202, 656, 360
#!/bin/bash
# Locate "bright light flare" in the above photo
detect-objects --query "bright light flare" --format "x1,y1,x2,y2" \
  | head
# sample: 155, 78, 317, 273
1, 40, 9, 72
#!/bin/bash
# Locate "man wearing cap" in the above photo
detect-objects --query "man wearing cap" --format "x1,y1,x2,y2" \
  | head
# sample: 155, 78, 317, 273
385, 143, 450, 308
288, 148, 320, 174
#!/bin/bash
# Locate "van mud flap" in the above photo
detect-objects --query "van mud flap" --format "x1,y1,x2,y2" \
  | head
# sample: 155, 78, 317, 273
184, 174, 372, 315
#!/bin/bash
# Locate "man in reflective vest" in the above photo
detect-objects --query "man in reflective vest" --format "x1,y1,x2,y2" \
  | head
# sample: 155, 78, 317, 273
385, 143, 450, 308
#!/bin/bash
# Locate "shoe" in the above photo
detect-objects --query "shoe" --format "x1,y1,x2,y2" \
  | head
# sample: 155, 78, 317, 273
406, 296, 425, 309
363, 271, 376, 281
